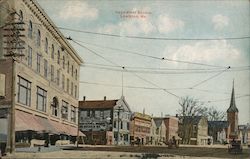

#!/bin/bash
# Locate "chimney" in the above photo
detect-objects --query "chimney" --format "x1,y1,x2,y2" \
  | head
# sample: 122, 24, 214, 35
83, 96, 86, 101
104, 96, 106, 101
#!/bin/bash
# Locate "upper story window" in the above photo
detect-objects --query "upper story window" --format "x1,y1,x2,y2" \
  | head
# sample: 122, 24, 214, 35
75, 69, 77, 80
71, 82, 73, 95
62, 100, 69, 120
28, 46, 32, 67
66, 78, 69, 93
18, 76, 31, 106
74, 85, 77, 98
62, 56, 65, 69
36, 29, 41, 47
67, 61, 70, 73
44, 59, 48, 78
71, 65, 74, 77
28, 20, 32, 38
45, 38, 48, 53
36, 86, 47, 112
51, 44, 54, 59
51, 97, 59, 117
57, 50, 60, 64
62, 74, 65, 90
71, 106, 76, 123
19, 10, 23, 21
51, 65, 54, 82
56, 70, 60, 86
36, 53, 41, 73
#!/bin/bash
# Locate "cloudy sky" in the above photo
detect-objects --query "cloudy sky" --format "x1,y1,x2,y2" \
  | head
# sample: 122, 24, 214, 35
37, 0, 250, 124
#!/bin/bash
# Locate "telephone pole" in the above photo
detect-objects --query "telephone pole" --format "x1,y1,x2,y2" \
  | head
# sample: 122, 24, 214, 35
3, 10, 25, 154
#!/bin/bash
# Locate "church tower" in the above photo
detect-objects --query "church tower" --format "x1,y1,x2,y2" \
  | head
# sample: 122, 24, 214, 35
227, 80, 239, 139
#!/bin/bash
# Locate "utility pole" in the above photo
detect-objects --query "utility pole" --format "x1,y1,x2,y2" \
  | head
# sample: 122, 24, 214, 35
116, 105, 124, 145
3, 10, 25, 154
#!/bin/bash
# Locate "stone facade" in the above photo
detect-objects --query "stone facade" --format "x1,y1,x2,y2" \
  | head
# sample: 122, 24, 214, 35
0, 0, 83, 152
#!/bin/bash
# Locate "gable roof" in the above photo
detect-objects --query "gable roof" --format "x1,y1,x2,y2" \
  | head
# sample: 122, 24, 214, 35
208, 121, 229, 129
153, 118, 164, 128
79, 100, 118, 109
180, 116, 205, 124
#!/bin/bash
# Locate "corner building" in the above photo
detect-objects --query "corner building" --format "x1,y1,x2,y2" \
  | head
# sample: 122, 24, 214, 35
0, 0, 83, 151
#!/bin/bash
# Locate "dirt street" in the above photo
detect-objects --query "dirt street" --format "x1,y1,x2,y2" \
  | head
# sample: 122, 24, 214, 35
2, 145, 250, 159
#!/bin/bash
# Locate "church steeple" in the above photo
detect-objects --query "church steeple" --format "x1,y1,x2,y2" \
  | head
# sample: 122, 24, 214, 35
227, 80, 238, 113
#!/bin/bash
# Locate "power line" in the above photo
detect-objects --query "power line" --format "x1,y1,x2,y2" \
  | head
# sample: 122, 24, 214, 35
189, 66, 230, 89
82, 64, 249, 74
71, 39, 180, 99
58, 26, 250, 41
73, 39, 226, 68
206, 94, 250, 103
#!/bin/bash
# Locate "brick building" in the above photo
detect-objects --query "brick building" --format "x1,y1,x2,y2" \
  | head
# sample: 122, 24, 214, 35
163, 116, 179, 142
130, 112, 151, 145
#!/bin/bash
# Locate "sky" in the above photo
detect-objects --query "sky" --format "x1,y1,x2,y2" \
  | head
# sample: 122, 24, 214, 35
37, 0, 250, 124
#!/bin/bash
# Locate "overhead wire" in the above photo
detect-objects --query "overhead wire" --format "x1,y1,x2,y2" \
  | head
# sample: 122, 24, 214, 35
58, 26, 250, 41
70, 39, 180, 99
73, 39, 226, 68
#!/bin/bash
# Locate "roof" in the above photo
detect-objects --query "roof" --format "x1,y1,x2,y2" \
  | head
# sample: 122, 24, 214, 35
180, 116, 205, 124
153, 118, 164, 128
132, 112, 151, 121
208, 121, 229, 129
79, 100, 118, 109
227, 81, 238, 113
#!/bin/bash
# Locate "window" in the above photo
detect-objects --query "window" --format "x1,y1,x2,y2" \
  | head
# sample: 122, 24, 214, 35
28, 20, 32, 38
36, 29, 41, 47
62, 101, 68, 119
45, 38, 48, 53
71, 82, 73, 95
66, 79, 69, 93
36, 53, 41, 73
28, 46, 32, 67
114, 121, 117, 128
18, 76, 31, 106
71, 65, 74, 77
67, 61, 70, 73
75, 69, 77, 80
56, 70, 60, 86
127, 122, 129, 130
57, 50, 60, 64
19, 10, 23, 21
36, 87, 47, 112
62, 56, 65, 69
44, 59, 48, 78
74, 85, 77, 98
71, 106, 76, 123
121, 121, 123, 129
51, 65, 54, 82
62, 74, 65, 90
51, 97, 59, 117
51, 44, 54, 59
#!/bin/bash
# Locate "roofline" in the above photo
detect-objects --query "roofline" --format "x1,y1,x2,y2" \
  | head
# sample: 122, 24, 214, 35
24, 0, 84, 64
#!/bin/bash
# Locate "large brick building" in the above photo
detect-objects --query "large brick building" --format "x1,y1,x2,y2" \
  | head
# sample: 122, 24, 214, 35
0, 0, 83, 153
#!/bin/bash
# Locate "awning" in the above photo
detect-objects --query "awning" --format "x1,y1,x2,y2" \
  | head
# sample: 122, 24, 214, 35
15, 110, 85, 136
15, 110, 44, 132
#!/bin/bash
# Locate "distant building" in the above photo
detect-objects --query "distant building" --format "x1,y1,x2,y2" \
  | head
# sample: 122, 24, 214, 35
179, 116, 208, 145
208, 121, 229, 144
163, 116, 179, 142
227, 81, 239, 139
238, 124, 250, 145
130, 112, 151, 145
79, 96, 132, 145
0, 0, 83, 153
153, 118, 166, 145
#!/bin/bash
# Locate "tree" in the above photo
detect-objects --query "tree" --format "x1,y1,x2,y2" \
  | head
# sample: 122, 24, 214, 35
205, 106, 226, 121
177, 96, 207, 144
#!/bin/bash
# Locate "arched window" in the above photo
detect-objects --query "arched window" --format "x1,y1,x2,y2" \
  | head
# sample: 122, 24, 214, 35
51, 97, 59, 116
19, 10, 23, 21
36, 29, 41, 46
51, 44, 54, 59
45, 37, 48, 53
28, 20, 32, 38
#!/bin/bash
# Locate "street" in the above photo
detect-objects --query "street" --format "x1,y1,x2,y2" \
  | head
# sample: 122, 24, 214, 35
2, 145, 250, 159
